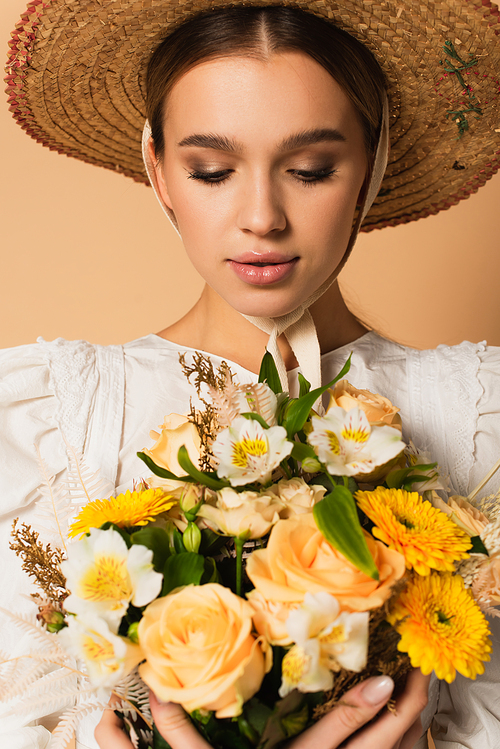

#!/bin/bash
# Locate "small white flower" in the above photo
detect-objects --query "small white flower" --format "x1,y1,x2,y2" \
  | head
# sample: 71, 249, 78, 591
198, 487, 283, 539
279, 592, 369, 696
308, 407, 404, 477
59, 614, 143, 688
62, 528, 163, 626
405, 440, 451, 493
213, 417, 293, 487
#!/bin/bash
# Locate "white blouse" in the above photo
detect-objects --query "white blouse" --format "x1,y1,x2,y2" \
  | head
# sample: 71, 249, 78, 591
1, 331, 499, 748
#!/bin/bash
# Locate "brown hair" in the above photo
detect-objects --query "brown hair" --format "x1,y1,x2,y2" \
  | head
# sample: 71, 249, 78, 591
146, 6, 387, 163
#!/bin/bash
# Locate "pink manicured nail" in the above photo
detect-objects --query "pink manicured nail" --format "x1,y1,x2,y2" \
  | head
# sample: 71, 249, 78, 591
361, 675, 394, 705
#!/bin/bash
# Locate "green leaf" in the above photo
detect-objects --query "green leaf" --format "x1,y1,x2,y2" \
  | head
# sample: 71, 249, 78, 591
313, 487, 379, 580
161, 552, 205, 596
241, 412, 270, 429
130, 527, 171, 571
290, 442, 317, 463
402, 474, 434, 490
258, 351, 283, 394
298, 373, 311, 397
177, 445, 229, 490
172, 526, 186, 554
244, 698, 273, 736
201, 556, 220, 584
259, 690, 304, 749
283, 355, 352, 438
386, 467, 414, 489
137, 451, 194, 483
470, 535, 489, 555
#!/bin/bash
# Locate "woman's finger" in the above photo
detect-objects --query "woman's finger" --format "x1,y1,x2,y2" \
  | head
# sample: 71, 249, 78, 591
346, 669, 431, 749
288, 674, 395, 749
94, 706, 135, 749
150, 692, 213, 749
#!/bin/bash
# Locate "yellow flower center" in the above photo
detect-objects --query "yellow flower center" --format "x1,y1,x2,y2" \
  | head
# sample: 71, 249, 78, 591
232, 438, 267, 468
341, 425, 369, 443
326, 431, 340, 455
320, 624, 346, 645
282, 646, 309, 687
80, 555, 131, 607
82, 634, 117, 664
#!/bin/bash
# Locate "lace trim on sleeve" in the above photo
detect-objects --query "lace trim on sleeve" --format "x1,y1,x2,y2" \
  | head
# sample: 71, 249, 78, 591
406, 341, 486, 496
39, 338, 99, 456
39, 338, 125, 487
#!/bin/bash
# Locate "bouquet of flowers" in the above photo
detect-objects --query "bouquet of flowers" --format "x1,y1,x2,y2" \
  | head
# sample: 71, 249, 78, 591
3, 352, 499, 749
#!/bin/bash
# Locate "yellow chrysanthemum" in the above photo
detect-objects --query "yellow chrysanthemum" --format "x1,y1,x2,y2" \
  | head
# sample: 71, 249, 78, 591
355, 487, 471, 575
68, 489, 176, 538
387, 572, 491, 682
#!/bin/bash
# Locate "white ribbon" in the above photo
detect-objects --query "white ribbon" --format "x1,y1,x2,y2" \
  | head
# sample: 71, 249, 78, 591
142, 96, 389, 391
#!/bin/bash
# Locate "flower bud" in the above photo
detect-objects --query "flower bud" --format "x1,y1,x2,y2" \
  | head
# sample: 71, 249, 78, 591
180, 485, 202, 512
183, 522, 202, 553
301, 457, 321, 473
127, 621, 140, 644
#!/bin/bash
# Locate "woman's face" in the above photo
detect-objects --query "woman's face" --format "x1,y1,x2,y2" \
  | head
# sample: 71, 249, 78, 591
154, 52, 368, 318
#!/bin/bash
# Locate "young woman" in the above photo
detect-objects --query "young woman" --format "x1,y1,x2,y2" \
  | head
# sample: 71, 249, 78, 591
2, 3, 499, 748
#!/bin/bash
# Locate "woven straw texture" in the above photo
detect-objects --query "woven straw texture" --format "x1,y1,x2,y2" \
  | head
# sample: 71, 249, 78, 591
5, 0, 500, 231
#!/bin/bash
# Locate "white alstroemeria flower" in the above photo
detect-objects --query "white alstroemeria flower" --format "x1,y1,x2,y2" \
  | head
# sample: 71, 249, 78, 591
198, 487, 283, 539
308, 407, 404, 477
279, 592, 369, 696
213, 417, 293, 487
62, 528, 163, 626
59, 614, 143, 688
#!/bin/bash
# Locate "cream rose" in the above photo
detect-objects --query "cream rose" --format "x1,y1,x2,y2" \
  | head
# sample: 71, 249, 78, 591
144, 414, 201, 476
246, 515, 405, 612
327, 380, 402, 431
197, 487, 283, 539
138, 583, 268, 717
268, 478, 326, 518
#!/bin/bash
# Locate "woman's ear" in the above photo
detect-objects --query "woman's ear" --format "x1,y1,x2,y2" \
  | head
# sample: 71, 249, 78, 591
148, 138, 174, 211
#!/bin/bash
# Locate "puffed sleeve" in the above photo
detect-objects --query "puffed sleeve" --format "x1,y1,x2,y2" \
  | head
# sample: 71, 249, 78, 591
415, 344, 500, 748
0, 338, 124, 749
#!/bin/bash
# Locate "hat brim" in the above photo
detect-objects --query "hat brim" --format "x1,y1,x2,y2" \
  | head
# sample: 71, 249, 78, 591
5, 0, 500, 231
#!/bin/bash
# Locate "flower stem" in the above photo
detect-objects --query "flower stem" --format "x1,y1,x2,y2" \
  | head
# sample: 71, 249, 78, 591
234, 537, 244, 597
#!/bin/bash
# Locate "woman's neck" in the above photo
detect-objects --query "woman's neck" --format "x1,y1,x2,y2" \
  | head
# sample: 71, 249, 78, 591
156, 281, 368, 374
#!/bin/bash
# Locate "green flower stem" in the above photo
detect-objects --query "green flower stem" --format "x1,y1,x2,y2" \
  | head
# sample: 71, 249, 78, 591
234, 536, 244, 597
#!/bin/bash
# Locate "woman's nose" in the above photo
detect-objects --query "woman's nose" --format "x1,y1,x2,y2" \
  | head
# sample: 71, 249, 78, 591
237, 177, 287, 236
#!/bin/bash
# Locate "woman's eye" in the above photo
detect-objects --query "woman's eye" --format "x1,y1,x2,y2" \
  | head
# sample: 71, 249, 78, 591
186, 169, 233, 184
289, 168, 337, 185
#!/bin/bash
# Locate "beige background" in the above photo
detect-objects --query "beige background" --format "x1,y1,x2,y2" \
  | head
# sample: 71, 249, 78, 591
2, 0, 500, 353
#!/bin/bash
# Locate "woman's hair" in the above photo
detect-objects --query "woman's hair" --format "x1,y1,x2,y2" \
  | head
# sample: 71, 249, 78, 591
146, 6, 387, 163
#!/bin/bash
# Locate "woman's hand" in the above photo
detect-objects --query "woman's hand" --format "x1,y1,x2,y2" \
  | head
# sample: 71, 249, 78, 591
95, 669, 430, 749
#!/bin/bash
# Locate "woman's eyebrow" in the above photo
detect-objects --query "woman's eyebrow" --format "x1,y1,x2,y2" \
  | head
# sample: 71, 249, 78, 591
177, 133, 241, 151
177, 128, 347, 153
278, 128, 347, 151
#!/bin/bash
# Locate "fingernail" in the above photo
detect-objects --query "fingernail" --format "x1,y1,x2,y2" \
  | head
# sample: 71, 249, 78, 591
361, 675, 394, 705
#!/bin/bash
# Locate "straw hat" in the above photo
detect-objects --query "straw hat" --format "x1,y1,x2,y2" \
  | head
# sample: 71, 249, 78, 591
5, 0, 500, 232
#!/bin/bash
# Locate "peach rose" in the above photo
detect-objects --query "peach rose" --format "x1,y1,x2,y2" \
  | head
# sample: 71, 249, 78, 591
247, 590, 299, 646
448, 496, 489, 536
138, 583, 268, 717
144, 414, 201, 476
327, 380, 402, 431
472, 556, 500, 607
246, 515, 405, 612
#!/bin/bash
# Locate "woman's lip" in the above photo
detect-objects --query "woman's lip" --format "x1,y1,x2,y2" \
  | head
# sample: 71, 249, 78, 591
228, 257, 299, 285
